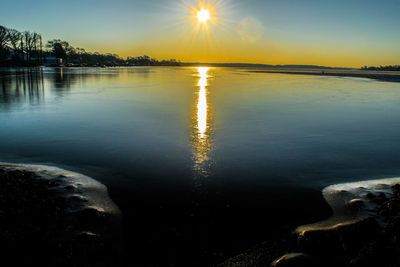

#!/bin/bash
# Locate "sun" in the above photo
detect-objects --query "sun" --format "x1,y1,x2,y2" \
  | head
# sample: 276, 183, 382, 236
197, 8, 210, 23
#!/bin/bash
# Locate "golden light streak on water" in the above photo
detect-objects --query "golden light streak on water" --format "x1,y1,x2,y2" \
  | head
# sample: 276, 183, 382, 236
197, 67, 209, 139
192, 67, 213, 177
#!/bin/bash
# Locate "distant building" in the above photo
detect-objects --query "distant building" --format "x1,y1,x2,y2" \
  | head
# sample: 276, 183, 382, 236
7, 52, 62, 66
44, 57, 63, 67
7, 51, 27, 61
31, 56, 63, 67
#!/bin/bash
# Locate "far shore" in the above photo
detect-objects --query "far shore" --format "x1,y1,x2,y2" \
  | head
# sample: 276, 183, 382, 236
2, 65, 400, 83
244, 68, 400, 83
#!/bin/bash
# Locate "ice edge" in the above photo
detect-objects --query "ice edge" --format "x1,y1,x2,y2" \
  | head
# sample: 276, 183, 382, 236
297, 177, 400, 235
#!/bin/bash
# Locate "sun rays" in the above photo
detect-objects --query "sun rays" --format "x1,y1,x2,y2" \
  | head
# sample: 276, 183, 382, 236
133, 0, 246, 63
152, 0, 237, 59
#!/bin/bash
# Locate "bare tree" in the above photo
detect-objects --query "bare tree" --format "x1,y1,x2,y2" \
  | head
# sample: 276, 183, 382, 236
23, 31, 40, 64
39, 34, 43, 64
7, 28, 22, 52
0, 26, 9, 49
0, 26, 10, 61
32, 32, 40, 64
19, 33, 24, 57
23, 31, 33, 63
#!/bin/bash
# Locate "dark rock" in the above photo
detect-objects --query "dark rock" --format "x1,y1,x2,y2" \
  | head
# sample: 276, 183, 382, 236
271, 253, 314, 267
217, 236, 292, 267
47, 180, 60, 187
297, 217, 380, 258
392, 184, 400, 192
64, 185, 77, 191
74, 206, 106, 225
222, 183, 400, 267
367, 192, 388, 205
0, 167, 121, 267
366, 193, 376, 200
347, 199, 364, 211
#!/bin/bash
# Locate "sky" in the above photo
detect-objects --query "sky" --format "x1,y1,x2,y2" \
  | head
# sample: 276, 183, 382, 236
1, 0, 400, 67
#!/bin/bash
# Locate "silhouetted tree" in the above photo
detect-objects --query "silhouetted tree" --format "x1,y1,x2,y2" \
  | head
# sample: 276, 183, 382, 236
0, 26, 9, 48
54, 43, 67, 59
0, 26, 10, 62
39, 34, 43, 64
1, 24, 182, 67
7, 29, 22, 52
23, 31, 40, 64
46, 39, 69, 59
361, 65, 400, 71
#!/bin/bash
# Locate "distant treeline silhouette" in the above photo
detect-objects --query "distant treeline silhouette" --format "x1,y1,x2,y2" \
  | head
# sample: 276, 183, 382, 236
0, 25, 181, 67
361, 65, 400, 71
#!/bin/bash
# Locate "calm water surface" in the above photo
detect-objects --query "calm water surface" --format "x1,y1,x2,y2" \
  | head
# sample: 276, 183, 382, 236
1, 67, 400, 266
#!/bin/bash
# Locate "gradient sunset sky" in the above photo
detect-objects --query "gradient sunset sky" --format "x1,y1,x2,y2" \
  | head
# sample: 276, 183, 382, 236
1, 0, 399, 67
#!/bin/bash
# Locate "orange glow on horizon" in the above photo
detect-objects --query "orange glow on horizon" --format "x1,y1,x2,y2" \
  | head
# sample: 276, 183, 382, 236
71, 0, 400, 68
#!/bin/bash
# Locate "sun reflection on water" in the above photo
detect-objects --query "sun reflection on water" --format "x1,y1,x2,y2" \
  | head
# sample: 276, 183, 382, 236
197, 67, 209, 139
192, 67, 213, 176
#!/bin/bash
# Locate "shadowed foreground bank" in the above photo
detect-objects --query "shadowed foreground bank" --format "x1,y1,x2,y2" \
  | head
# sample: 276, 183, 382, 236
4, 164, 400, 267
0, 165, 331, 267
0, 165, 121, 267
219, 180, 400, 267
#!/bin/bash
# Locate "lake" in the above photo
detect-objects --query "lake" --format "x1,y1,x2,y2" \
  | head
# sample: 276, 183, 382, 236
1, 67, 400, 266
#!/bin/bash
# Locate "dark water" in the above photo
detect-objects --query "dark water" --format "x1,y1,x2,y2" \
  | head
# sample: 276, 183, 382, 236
1, 67, 400, 266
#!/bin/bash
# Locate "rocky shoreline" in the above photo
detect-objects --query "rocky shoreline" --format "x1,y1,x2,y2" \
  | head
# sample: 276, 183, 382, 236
0, 163, 121, 267
219, 178, 400, 267
3, 162, 400, 267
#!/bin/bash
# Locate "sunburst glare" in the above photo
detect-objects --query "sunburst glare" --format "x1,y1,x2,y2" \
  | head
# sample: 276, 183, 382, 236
157, 0, 238, 55
197, 8, 210, 23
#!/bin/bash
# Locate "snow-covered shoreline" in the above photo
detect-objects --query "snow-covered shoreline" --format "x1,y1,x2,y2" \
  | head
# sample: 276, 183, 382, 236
0, 162, 120, 215
0, 162, 122, 266
297, 177, 400, 235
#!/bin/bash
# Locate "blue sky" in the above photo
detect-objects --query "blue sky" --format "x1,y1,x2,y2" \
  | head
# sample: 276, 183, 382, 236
1, 0, 399, 66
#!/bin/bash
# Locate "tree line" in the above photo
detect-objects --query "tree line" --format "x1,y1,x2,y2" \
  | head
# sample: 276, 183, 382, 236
0, 25, 181, 67
361, 65, 400, 71
0, 25, 43, 65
